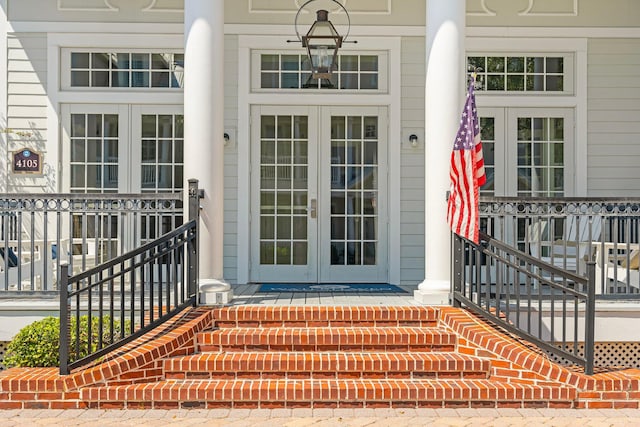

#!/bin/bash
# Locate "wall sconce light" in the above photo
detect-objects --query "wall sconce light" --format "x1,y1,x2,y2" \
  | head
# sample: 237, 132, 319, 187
409, 134, 418, 147
223, 133, 230, 144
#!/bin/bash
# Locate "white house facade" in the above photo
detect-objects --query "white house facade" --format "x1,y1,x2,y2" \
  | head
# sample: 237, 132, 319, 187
1, 0, 640, 302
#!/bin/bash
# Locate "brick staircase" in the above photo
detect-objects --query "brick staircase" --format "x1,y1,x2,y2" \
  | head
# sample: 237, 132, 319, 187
1, 305, 640, 409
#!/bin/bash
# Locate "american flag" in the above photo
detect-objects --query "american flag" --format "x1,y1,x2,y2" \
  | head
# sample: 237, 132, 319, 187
447, 79, 486, 244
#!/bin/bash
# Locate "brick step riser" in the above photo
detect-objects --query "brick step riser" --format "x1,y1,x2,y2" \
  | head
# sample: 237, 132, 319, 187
211, 307, 441, 325
81, 380, 578, 410
196, 328, 457, 351
163, 352, 491, 380
165, 371, 489, 380
84, 399, 577, 410
198, 344, 457, 352
215, 320, 438, 328
163, 356, 489, 377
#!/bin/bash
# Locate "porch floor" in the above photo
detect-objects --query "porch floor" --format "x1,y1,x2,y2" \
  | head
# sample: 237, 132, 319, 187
228, 283, 420, 306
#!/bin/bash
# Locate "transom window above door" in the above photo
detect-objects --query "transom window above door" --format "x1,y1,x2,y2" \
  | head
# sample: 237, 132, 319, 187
64, 51, 184, 89
252, 51, 387, 92
467, 54, 573, 93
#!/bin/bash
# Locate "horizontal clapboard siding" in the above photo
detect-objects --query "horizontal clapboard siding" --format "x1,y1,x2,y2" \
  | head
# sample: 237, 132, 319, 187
400, 37, 425, 284
587, 39, 640, 196
6, 33, 48, 191
224, 35, 239, 284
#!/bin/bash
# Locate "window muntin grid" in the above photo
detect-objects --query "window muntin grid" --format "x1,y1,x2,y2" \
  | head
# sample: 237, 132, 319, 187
140, 114, 184, 193
259, 53, 379, 90
516, 116, 565, 197
330, 115, 378, 266
467, 55, 565, 92
69, 113, 120, 259
70, 52, 184, 88
70, 113, 119, 193
479, 117, 495, 196
259, 115, 309, 266
140, 114, 185, 239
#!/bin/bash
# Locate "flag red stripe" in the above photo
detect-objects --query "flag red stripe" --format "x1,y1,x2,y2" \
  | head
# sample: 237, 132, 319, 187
446, 80, 486, 244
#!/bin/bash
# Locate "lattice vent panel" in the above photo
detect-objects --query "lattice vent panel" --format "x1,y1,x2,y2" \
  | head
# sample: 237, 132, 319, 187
0, 341, 7, 371
546, 342, 640, 369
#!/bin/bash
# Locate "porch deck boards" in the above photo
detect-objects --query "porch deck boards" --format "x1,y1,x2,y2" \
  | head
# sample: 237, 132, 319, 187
230, 284, 419, 306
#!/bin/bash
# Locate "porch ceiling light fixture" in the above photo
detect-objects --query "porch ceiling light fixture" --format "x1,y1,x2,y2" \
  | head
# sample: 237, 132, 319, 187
293, 0, 353, 80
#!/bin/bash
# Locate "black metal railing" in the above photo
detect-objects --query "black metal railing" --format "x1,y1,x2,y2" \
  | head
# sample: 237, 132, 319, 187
0, 192, 183, 293
58, 180, 200, 375
480, 197, 640, 298
452, 231, 596, 375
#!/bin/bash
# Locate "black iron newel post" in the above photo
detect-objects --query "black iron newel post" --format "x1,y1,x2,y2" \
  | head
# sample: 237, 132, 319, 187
585, 260, 596, 375
452, 234, 462, 308
188, 179, 201, 305
59, 264, 70, 375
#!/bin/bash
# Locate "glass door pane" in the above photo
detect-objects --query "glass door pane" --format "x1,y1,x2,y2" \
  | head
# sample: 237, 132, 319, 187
250, 106, 318, 283
138, 112, 184, 241
329, 115, 378, 266
64, 106, 128, 267
259, 114, 309, 266
319, 107, 388, 283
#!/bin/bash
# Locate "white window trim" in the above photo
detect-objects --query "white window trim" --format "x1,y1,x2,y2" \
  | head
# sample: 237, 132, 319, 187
468, 52, 574, 95
47, 32, 184, 192
466, 37, 588, 196
251, 50, 389, 94
61, 49, 184, 91
237, 34, 401, 285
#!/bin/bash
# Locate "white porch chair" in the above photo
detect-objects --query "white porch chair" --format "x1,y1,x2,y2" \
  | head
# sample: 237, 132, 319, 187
593, 242, 640, 293
527, 216, 602, 273
0, 240, 57, 290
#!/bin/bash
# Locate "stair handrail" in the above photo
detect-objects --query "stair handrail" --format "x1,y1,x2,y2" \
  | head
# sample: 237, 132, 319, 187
59, 180, 201, 375
452, 231, 596, 375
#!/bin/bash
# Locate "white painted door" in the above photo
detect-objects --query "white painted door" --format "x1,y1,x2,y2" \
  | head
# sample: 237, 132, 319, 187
477, 107, 574, 197
477, 107, 575, 247
250, 105, 388, 283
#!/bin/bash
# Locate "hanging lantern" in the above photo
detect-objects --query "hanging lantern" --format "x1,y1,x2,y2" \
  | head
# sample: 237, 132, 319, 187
294, 0, 352, 80
302, 10, 342, 79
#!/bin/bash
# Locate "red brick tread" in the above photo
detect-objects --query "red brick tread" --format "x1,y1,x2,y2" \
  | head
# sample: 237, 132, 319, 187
80, 379, 577, 409
197, 327, 457, 352
212, 306, 439, 327
163, 352, 491, 380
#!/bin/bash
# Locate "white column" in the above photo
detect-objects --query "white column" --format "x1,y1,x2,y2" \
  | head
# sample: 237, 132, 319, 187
184, 0, 226, 286
415, 0, 465, 305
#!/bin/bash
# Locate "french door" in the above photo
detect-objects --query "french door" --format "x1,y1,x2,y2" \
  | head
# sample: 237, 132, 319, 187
250, 105, 388, 283
478, 107, 575, 247
61, 104, 184, 259
478, 107, 574, 197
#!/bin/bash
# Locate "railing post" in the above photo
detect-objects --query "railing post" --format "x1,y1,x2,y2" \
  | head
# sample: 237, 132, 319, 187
188, 179, 200, 305
452, 233, 462, 308
584, 260, 596, 375
59, 264, 70, 375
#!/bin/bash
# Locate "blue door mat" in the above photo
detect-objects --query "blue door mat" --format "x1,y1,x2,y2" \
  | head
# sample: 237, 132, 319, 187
257, 283, 408, 293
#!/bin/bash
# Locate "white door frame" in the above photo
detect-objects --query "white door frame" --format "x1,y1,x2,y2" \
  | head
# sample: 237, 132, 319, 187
249, 105, 389, 283
237, 35, 402, 285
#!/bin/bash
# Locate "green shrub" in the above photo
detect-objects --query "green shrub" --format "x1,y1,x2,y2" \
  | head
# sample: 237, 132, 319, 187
5, 315, 128, 368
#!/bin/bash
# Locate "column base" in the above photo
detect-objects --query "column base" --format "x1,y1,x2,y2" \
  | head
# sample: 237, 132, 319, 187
199, 279, 233, 305
414, 279, 451, 305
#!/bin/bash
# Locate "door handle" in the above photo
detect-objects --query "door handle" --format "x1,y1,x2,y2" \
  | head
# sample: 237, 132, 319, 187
309, 198, 317, 219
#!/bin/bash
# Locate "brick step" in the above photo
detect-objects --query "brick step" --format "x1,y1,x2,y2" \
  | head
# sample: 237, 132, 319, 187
211, 306, 439, 328
196, 327, 457, 352
163, 352, 490, 380
81, 378, 577, 409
